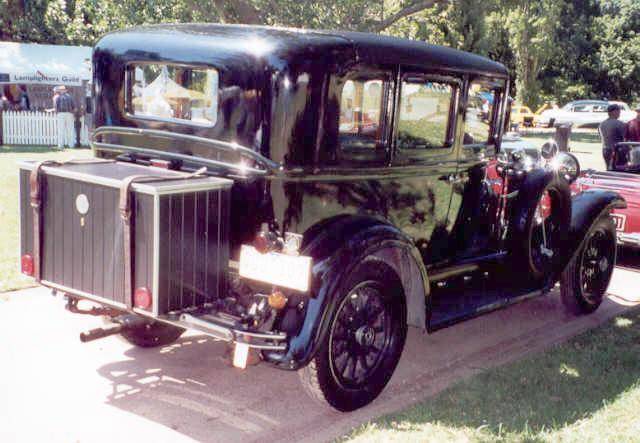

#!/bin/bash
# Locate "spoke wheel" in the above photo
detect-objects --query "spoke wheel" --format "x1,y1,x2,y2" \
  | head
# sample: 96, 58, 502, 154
299, 260, 407, 412
561, 216, 617, 315
579, 229, 616, 304
529, 189, 563, 276
329, 281, 392, 390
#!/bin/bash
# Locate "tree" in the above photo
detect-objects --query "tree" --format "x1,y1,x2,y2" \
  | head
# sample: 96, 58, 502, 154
497, 0, 561, 108
594, 0, 640, 103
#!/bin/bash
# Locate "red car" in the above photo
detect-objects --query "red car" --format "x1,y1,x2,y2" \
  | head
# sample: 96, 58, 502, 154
498, 136, 640, 250
576, 169, 640, 249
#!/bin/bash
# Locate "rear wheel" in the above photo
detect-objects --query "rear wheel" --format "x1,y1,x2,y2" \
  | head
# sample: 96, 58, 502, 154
299, 261, 407, 411
561, 216, 617, 315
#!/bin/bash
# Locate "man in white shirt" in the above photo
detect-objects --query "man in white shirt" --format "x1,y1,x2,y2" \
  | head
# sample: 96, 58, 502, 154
53, 85, 76, 149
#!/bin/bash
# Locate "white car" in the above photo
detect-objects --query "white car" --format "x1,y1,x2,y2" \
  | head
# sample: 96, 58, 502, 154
537, 100, 635, 128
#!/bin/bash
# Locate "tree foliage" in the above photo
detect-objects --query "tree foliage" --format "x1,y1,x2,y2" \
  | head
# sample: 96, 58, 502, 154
1, 0, 640, 106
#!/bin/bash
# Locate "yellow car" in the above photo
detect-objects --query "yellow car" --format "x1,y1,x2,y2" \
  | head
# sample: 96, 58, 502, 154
510, 104, 536, 127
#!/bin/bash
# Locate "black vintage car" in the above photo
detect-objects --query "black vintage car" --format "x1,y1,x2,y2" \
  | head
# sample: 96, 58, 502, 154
18, 24, 625, 411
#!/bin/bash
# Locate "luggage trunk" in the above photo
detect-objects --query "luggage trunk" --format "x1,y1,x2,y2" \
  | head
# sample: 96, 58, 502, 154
18, 160, 232, 316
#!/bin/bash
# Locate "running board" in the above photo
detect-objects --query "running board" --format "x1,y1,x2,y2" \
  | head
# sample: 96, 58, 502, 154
429, 289, 545, 332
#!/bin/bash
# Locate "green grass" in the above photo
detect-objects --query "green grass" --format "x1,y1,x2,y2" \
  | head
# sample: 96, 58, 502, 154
0, 145, 93, 292
345, 308, 640, 443
521, 131, 604, 170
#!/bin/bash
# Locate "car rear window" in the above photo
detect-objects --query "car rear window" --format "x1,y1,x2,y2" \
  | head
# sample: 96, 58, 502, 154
127, 63, 219, 126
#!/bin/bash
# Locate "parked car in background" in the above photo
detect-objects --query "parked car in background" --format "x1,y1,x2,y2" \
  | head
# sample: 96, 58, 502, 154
17, 24, 626, 412
510, 104, 536, 127
537, 100, 635, 128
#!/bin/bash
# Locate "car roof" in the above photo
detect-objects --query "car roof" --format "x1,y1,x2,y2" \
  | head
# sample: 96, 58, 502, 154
97, 24, 508, 78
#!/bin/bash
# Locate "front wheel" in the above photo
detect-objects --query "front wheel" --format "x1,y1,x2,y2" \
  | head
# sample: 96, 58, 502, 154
561, 216, 617, 315
299, 261, 407, 411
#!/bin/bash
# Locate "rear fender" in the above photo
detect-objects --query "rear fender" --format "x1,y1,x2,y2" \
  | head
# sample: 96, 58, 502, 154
555, 189, 626, 277
265, 215, 429, 370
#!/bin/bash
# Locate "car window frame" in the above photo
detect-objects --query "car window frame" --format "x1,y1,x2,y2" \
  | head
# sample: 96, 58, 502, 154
392, 71, 461, 162
463, 77, 505, 149
334, 68, 394, 165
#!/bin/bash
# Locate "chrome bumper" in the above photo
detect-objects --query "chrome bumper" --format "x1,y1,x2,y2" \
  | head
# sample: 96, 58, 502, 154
44, 281, 288, 351
175, 313, 288, 351
618, 232, 640, 248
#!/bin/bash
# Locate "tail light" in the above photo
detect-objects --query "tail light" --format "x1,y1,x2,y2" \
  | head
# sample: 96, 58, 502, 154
134, 287, 152, 310
21, 254, 34, 276
253, 224, 282, 254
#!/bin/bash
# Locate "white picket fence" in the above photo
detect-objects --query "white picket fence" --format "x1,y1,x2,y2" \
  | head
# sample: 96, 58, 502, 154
1, 111, 90, 146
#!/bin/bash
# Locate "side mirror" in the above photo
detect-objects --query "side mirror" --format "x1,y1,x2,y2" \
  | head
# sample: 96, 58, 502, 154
551, 152, 580, 183
541, 139, 559, 160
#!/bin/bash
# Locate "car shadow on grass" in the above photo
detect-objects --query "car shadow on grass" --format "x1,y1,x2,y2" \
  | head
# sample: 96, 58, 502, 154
371, 306, 640, 441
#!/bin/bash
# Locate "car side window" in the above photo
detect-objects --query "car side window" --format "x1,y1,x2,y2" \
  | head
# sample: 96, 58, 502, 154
397, 80, 455, 150
338, 77, 388, 157
464, 81, 499, 145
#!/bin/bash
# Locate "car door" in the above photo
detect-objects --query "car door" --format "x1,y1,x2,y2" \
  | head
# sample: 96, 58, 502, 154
388, 70, 462, 266
448, 75, 507, 258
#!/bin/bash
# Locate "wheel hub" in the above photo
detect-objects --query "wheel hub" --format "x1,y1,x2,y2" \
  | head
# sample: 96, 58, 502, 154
599, 257, 609, 273
355, 325, 375, 347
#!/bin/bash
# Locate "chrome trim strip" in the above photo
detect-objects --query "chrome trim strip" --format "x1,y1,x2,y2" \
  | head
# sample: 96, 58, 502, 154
92, 126, 279, 171
94, 141, 268, 176
152, 194, 160, 317
17, 160, 232, 195
618, 232, 640, 245
42, 280, 128, 310
178, 313, 234, 341
135, 179, 232, 195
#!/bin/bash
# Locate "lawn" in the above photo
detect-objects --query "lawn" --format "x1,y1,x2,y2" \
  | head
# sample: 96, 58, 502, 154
0, 145, 93, 292
345, 308, 640, 443
520, 130, 604, 171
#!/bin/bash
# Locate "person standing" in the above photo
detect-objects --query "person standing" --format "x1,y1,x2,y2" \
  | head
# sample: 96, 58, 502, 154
599, 104, 625, 170
53, 85, 76, 148
18, 85, 30, 111
625, 105, 640, 142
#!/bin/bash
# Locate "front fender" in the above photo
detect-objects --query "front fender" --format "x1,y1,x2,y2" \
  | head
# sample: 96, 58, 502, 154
555, 189, 626, 277
264, 215, 429, 370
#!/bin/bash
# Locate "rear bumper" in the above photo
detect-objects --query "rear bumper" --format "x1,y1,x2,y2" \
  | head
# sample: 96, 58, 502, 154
618, 232, 640, 248
42, 280, 288, 352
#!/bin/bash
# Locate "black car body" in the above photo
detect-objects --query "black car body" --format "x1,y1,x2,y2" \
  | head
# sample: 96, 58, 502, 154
18, 24, 625, 411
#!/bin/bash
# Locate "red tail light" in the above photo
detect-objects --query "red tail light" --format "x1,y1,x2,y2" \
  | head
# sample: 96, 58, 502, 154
21, 254, 34, 276
134, 287, 152, 310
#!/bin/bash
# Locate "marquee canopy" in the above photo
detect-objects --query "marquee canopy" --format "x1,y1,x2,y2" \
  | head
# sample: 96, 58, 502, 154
0, 42, 91, 87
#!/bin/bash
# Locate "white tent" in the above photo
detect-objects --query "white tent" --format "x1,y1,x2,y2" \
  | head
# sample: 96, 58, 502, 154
0, 42, 91, 86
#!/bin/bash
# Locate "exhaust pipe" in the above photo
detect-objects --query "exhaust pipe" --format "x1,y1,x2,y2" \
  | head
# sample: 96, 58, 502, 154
79, 314, 151, 343
80, 325, 123, 342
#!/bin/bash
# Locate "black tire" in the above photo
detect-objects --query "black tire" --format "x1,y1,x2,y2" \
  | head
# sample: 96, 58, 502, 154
548, 118, 556, 128
120, 320, 185, 348
299, 260, 407, 412
521, 180, 571, 280
561, 216, 617, 315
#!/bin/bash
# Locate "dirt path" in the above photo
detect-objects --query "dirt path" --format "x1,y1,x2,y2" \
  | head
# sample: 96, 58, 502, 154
0, 266, 638, 443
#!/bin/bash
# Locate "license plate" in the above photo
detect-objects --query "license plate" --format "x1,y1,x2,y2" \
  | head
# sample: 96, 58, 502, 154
233, 343, 250, 369
611, 213, 626, 231
239, 245, 312, 292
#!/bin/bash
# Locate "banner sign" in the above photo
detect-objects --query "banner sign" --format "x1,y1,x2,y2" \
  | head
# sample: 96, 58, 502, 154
0, 71, 83, 86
